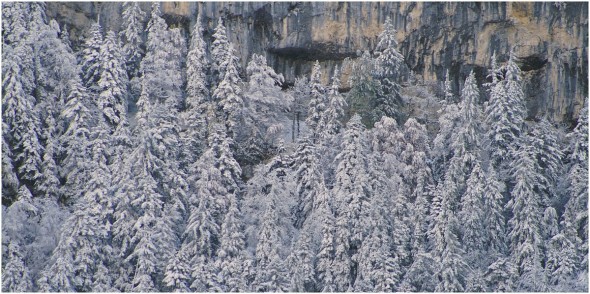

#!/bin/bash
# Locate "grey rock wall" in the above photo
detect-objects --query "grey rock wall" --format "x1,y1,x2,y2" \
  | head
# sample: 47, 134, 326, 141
45, 1, 587, 124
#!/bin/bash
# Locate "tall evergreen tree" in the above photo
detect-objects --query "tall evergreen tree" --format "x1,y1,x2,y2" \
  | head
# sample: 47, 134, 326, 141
2, 242, 33, 292
182, 12, 210, 165
98, 30, 129, 131
211, 17, 230, 85
458, 160, 486, 255
507, 135, 548, 291
346, 51, 381, 126
292, 138, 325, 228
483, 165, 507, 255
121, 1, 146, 80
372, 16, 404, 123
214, 193, 249, 292
59, 79, 93, 205
306, 61, 327, 140
80, 22, 103, 91
253, 193, 290, 292
319, 67, 347, 141
287, 227, 316, 291
213, 44, 244, 139
2, 45, 42, 197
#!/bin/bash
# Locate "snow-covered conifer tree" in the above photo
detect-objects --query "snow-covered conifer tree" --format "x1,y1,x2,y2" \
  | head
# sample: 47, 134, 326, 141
528, 118, 564, 207
243, 53, 286, 149
292, 138, 326, 228
287, 227, 316, 291
319, 67, 347, 140
354, 194, 401, 292
504, 50, 528, 126
247, 53, 284, 96
306, 61, 327, 140
37, 114, 60, 199
459, 160, 486, 255
483, 165, 507, 254
2, 242, 33, 292
557, 100, 588, 291
98, 30, 129, 131
372, 16, 404, 122
291, 76, 310, 141
484, 53, 523, 174
182, 13, 210, 164
253, 194, 290, 292
2, 46, 42, 191
213, 44, 244, 139
215, 193, 249, 292
333, 114, 372, 247
316, 199, 337, 292
211, 17, 230, 84
163, 249, 191, 292
37, 235, 76, 292
121, 2, 145, 79
44, 128, 114, 292
80, 22, 103, 90
59, 79, 93, 205
507, 135, 548, 291
347, 51, 381, 126
433, 209, 468, 292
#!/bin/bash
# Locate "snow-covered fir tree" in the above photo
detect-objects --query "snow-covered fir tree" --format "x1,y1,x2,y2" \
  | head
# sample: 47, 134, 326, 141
98, 30, 129, 131
372, 16, 404, 123
318, 67, 347, 141
80, 22, 103, 91
507, 134, 549, 291
120, 1, 146, 80
182, 12, 210, 165
287, 226, 316, 291
306, 60, 327, 140
214, 192, 249, 292
2, 242, 33, 292
213, 44, 244, 140
59, 79, 94, 205
211, 17, 230, 85
346, 51, 381, 126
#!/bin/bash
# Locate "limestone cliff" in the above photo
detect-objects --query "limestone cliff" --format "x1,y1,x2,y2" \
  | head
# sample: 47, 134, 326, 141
45, 1, 588, 124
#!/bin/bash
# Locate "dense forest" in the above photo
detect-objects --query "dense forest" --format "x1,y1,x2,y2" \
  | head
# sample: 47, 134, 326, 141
1, 2, 588, 292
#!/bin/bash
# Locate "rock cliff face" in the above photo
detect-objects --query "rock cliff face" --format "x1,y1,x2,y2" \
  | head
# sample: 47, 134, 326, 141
45, 2, 587, 124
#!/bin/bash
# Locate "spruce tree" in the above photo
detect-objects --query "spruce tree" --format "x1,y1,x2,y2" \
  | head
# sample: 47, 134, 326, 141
507, 135, 548, 291
163, 249, 191, 292
213, 44, 244, 140
333, 114, 372, 248
2, 242, 33, 292
183, 13, 210, 165
253, 194, 290, 292
483, 165, 507, 255
287, 227, 316, 291
372, 16, 404, 123
319, 67, 347, 141
80, 22, 103, 91
306, 61, 327, 140
98, 30, 129, 131
215, 193, 249, 292
121, 1, 146, 79
2, 46, 42, 195
59, 79, 93, 205
459, 160, 486, 255
316, 198, 337, 292
346, 51, 381, 126
211, 17, 230, 84
292, 138, 325, 228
